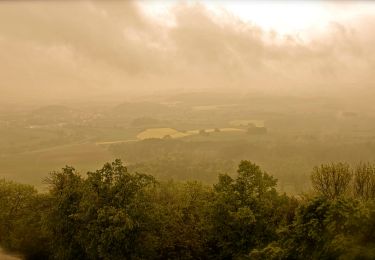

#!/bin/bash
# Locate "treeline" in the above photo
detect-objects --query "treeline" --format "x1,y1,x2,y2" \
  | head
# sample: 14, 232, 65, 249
110, 138, 375, 192
1, 160, 375, 259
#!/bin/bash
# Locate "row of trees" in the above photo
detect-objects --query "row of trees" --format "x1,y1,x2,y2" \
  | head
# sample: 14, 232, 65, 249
1, 160, 375, 259
312, 162, 375, 200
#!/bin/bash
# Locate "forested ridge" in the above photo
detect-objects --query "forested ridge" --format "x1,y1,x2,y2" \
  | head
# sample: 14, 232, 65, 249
1, 160, 375, 260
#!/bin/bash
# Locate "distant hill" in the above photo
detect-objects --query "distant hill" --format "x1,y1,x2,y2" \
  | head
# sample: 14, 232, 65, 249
28, 105, 80, 125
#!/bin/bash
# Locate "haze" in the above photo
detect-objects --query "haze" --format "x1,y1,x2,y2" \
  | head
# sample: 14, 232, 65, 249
1, 1, 375, 104
2, 2, 375, 259
3, 0, 375, 193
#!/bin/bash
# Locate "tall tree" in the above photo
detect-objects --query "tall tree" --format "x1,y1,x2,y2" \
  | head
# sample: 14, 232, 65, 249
208, 160, 281, 258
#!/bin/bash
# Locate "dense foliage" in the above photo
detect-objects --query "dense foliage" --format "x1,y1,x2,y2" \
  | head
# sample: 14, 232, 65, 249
1, 160, 375, 259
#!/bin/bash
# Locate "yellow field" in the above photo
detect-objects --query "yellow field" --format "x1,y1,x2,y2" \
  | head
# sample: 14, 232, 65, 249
137, 128, 190, 140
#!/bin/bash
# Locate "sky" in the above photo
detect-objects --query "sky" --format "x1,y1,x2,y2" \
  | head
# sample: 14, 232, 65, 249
0, 1, 375, 103
140, 1, 375, 39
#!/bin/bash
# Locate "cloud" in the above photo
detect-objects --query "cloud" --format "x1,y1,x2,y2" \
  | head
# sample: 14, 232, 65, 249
0, 1, 374, 102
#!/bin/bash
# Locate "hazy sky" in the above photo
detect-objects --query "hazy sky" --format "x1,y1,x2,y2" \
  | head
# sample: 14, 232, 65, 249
1, 1, 375, 102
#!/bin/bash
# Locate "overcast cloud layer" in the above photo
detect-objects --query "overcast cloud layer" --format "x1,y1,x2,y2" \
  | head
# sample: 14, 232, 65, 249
0, 1, 374, 103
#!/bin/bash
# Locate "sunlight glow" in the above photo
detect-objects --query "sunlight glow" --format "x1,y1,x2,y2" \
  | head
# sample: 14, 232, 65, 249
139, 1, 375, 40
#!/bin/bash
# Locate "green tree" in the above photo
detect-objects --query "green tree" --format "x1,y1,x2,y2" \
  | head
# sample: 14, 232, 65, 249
46, 166, 85, 259
279, 197, 375, 259
74, 159, 157, 259
207, 161, 281, 259
150, 181, 214, 259
0, 179, 51, 259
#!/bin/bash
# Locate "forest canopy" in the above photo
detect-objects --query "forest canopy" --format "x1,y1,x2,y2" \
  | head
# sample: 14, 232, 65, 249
1, 160, 375, 259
